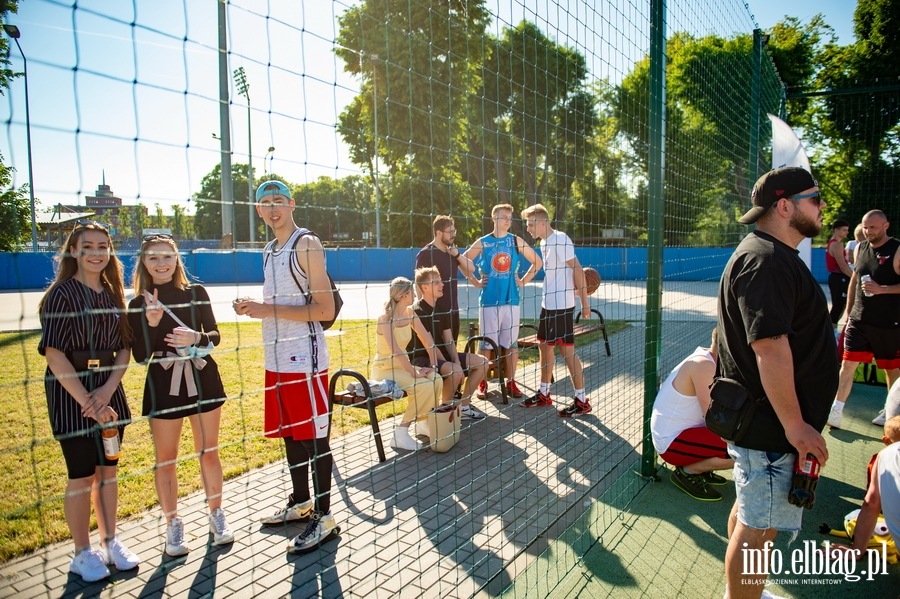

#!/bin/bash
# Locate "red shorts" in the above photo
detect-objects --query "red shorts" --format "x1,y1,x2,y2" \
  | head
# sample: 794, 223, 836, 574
659, 426, 729, 467
264, 370, 330, 440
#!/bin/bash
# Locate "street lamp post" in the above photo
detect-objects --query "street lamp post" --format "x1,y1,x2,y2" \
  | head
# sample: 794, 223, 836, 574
263, 146, 275, 244
4, 25, 38, 252
233, 67, 255, 244
264, 147, 275, 177
370, 54, 381, 248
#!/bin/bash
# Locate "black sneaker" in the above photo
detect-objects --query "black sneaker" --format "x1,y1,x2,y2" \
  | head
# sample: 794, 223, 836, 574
670, 467, 722, 501
700, 471, 728, 486
520, 392, 552, 408
558, 397, 591, 417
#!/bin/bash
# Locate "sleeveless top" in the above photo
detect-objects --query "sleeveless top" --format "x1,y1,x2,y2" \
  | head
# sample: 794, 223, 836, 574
373, 322, 412, 370
825, 238, 841, 273
262, 228, 330, 373
475, 233, 521, 306
650, 347, 713, 454
850, 238, 900, 328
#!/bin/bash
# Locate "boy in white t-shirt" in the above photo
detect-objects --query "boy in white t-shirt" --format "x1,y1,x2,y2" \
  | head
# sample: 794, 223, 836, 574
521, 204, 591, 417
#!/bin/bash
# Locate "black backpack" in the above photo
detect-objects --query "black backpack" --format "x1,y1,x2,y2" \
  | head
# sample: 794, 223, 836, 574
264, 229, 343, 330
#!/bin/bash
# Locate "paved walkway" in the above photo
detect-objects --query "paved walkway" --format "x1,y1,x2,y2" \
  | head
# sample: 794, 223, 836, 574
0, 321, 713, 599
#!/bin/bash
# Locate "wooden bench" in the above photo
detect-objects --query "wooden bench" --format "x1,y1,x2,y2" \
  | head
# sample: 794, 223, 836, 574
517, 308, 611, 356
329, 369, 406, 463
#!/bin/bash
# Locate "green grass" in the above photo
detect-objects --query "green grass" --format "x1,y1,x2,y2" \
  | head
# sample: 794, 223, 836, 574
0, 318, 628, 561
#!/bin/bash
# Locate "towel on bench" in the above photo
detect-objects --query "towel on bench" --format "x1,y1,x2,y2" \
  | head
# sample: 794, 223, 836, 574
345, 379, 405, 399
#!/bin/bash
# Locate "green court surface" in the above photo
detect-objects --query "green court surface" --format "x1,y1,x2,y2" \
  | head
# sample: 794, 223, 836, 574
539, 382, 900, 599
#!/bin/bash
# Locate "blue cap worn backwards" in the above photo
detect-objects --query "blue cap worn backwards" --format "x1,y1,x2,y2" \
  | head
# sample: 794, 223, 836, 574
255, 180, 291, 202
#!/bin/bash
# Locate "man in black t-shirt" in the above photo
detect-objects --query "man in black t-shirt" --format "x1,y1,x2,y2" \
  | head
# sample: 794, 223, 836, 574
828, 210, 900, 429
717, 167, 838, 599
409, 266, 487, 421
415, 216, 477, 342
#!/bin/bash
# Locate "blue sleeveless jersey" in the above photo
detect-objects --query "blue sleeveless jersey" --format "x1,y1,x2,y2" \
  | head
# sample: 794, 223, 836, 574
475, 234, 520, 306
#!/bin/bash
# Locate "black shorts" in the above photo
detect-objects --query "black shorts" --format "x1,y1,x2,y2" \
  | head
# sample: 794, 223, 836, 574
843, 318, 900, 370
537, 308, 575, 346
58, 428, 124, 480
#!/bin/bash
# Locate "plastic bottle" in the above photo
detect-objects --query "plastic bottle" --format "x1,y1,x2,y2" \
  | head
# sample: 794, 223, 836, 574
101, 426, 122, 461
862, 274, 874, 297
788, 453, 820, 509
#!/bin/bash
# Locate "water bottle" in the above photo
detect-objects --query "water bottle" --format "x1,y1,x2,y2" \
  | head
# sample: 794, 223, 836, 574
101, 425, 122, 460
862, 274, 874, 297
788, 453, 820, 510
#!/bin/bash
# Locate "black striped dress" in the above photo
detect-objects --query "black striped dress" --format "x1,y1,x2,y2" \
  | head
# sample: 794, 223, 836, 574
38, 278, 131, 438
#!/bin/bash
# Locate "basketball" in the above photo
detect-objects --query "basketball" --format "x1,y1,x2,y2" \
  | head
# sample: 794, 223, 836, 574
583, 267, 601, 295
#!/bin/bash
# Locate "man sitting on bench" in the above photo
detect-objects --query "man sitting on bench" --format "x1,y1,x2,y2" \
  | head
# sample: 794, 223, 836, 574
521, 204, 592, 417
410, 267, 489, 421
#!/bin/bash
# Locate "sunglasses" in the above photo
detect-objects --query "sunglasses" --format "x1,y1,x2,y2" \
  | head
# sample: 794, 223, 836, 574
790, 192, 823, 206
143, 233, 174, 241
74, 219, 110, 230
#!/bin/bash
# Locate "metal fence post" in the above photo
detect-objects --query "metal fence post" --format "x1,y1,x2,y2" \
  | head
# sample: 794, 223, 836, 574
642, 0, 666, 478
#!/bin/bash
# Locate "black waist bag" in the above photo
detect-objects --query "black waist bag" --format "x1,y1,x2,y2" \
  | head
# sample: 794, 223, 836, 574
705, 377, 766, 444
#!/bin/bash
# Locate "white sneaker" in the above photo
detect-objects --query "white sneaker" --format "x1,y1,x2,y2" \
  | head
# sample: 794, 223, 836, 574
260, 495, 314, 526
103, 537, 140, 570
208, 508, 234, 545
461, 405, 486, 420
415, 420, 430, 439
70, 547, 110, 582
873, 409, 887, 426
287, 511, 338, 554
391, 426, 422, 451
165, 517, 189, 557
827, 403, 844, 428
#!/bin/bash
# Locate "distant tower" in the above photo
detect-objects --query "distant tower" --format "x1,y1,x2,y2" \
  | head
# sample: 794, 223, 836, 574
85, 171, 122, 235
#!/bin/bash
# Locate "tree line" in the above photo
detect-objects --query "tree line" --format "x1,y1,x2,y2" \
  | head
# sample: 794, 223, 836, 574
185, 0, 900, 249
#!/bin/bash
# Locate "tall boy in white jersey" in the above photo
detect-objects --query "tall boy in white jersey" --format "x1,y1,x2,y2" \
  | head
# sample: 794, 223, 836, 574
233, 180, 339, 554
521, 204, 592, 417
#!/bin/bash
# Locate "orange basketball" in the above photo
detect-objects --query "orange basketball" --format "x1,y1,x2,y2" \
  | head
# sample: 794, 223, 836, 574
583, 267, 601, 295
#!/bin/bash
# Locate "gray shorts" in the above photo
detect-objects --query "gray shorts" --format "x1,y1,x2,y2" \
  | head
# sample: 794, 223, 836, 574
728, 444, 803, 533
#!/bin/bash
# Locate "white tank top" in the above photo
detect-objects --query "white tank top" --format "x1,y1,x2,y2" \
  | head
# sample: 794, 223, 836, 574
262, 228, 330, 373
650, 347, 713, 454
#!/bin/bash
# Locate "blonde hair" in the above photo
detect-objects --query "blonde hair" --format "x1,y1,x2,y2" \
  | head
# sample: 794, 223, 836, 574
37, 223, 132, 344
133, 235, 191, 296
885, 415, 900, 443
521, 204, 550, 221
854, 224, 865, 242
414, 266, 440, 289
491, 204, 515, 218
384, 277, 413, 318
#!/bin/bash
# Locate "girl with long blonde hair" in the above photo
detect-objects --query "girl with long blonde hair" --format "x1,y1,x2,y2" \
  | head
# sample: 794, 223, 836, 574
128, 233, 233, 556
372, 277, 442, 450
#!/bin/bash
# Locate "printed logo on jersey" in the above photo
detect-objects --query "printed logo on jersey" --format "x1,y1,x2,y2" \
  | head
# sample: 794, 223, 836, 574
878, 253, 890, 265
492, 252, 512, 273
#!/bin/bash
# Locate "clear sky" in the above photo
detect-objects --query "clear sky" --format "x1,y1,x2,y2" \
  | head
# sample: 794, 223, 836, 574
0, 0, 860, 217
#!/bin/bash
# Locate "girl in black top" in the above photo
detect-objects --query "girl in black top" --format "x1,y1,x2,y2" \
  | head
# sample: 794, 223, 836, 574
37, 222, 139, 581
127, 234, 232, 555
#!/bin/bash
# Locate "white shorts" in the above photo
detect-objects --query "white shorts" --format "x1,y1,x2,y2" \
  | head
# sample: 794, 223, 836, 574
479, 305, 520, 350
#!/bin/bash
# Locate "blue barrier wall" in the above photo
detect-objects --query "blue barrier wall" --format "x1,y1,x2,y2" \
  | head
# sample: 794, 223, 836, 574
0, 247, 831, 290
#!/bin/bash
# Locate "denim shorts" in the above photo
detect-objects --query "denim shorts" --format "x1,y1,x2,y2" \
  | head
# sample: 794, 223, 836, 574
727, 444, 803, 532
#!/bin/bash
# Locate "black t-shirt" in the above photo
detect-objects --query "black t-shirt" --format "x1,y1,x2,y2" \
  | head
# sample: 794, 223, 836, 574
850, 237, 900, 328
408, 298, 452, 363
415, 243, 461, 314
717, 230, 839, 453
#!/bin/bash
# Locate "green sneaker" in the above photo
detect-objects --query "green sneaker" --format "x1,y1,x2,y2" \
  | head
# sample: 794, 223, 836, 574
699, 471, 728, 486
671, 467, 722, 501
